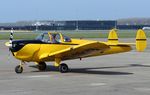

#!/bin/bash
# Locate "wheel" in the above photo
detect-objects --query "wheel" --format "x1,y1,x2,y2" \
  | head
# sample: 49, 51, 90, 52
59, 63, 69, 73
15, 65, 23, 74
38, 62, 47, 71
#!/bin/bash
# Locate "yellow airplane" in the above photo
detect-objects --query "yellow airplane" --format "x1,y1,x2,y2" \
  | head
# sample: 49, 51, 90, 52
5, 29, 147, 74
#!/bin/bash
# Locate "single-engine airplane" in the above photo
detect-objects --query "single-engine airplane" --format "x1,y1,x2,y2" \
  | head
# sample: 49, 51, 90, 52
5, 29, 147, 74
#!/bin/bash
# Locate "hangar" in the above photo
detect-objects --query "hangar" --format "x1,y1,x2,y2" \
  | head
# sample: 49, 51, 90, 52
0, 20, 117, 30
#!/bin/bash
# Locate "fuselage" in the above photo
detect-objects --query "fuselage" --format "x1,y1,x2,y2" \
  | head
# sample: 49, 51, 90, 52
10, 38, 132, 62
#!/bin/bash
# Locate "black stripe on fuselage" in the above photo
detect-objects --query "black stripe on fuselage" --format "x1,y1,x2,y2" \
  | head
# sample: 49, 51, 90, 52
108, 39, 118, 40
10, 40, 78, 52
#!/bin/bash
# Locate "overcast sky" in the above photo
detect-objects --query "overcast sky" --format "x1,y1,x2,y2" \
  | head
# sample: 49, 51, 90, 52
0, 0, 150, 22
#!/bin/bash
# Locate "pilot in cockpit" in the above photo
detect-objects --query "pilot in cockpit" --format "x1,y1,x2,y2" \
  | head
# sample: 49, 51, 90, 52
36, 32, 71, 43
50, 33, 61, 43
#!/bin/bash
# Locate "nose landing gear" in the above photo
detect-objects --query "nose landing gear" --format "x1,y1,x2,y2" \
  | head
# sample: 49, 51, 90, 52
15, 65, 23, 73
15, 61, 24, 74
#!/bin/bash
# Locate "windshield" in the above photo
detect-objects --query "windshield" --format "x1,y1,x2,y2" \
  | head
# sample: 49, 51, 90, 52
36, 33, 50, 43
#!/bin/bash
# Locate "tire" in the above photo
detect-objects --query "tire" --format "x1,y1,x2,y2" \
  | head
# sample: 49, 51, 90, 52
15, 65, 23, 74
59, 63, 69, 73
38, 62, 47, 71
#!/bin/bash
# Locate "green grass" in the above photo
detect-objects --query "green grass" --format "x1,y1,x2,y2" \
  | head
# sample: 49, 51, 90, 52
0, 30, 150, 40
0, 32, 38, 40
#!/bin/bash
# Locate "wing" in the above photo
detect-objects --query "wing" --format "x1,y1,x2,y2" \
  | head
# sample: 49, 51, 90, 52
39, 41, 110, 61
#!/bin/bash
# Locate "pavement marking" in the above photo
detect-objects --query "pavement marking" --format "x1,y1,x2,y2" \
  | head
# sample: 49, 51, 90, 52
27, 75, 51, 78
90, 83, 106, 86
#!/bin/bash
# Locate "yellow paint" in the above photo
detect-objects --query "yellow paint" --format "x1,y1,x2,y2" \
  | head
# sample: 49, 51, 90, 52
136, 29, 147, 52
108, 29, 118, 44
54, 58, 61, 67
13, 44, 40, 61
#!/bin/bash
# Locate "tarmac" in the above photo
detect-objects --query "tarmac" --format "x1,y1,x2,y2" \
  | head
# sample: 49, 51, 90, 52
0, 38, 150, 95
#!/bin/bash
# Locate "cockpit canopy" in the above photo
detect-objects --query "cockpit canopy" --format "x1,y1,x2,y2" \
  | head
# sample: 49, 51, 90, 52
36, 32, 71, 43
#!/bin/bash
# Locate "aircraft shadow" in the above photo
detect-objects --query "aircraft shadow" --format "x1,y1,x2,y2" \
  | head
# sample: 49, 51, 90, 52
129, 64, 150, 67
70, 64, 150, 75
29, 64, 150, 75
69, 65, 134, 75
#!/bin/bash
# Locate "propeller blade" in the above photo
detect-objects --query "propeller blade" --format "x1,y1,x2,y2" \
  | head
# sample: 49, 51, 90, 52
5, 29, 14, 47
9, 29, 14, 45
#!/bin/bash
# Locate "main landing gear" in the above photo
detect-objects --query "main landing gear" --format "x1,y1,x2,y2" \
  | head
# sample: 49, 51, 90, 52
37, 62, 47, 71
54, 58, 69, 73
59, 63, 69, 73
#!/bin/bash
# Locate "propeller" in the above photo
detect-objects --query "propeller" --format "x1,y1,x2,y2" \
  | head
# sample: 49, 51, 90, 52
5, 29, 14, 47
5, 29, 14, 61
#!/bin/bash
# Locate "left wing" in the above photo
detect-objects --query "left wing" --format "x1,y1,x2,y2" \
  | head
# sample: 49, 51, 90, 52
39, 41, 110, 60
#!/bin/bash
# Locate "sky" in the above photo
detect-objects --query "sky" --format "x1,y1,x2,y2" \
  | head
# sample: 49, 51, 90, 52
0, 0, 150, 22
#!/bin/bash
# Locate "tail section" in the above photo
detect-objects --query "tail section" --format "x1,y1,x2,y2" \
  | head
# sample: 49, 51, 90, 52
108, 29, 118, 43
106, 29, 147, 52
136, 29, 147, 52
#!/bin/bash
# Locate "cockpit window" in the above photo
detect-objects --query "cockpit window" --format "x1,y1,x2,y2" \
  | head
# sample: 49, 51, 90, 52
55, 34, 61, 42
36, 33, 71, 43
42, 34, 50, 42
50, 33, 60, 43
36, 33, 50, 43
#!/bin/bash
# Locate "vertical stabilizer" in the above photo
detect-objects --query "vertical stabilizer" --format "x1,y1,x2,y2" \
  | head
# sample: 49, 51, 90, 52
108, 29, 118, 43
136, 29, 147, 52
